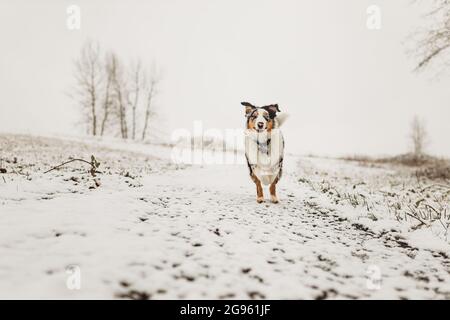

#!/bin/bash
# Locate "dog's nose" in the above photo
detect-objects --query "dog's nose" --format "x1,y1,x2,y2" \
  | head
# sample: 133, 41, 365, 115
257, 122, 264, 129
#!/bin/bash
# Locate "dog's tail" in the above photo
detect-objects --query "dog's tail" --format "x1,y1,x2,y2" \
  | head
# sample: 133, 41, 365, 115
276, 113, 289, 127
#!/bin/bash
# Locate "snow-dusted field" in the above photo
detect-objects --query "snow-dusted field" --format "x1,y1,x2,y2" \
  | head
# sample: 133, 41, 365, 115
0, 134, 449, 299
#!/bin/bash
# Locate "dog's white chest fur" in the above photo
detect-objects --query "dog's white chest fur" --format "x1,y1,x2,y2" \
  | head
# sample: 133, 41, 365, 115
253, 166, 279, 186
245, 129, 284, 186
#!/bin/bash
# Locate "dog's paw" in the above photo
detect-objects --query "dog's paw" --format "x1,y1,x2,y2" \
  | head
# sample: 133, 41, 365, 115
271, 196, 279, 204
256, 197, 265, 204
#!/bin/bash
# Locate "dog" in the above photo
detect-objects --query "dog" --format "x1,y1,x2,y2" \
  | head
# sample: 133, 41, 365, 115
242, 102, 286, 203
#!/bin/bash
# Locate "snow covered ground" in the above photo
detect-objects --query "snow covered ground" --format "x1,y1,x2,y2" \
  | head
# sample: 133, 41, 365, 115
0, 134, 449, 299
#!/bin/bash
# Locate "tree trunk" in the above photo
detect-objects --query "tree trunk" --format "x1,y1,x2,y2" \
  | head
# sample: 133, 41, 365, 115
100, 76, 111, 136
132, 88, 139, 140
141, 90, 153, 141
91, 93, 97, 136
117, 87, 128, 139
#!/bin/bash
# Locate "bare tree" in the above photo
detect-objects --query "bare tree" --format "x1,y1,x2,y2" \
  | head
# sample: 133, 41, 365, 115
141, 68, 161, 141
413, 0, 450, 71
109, 53, 129, 139
71, 40, 161, 140
130, 60, 143, 140
73, 41, 102, 135
100, 53, 115, 136
409, 115, 429, 157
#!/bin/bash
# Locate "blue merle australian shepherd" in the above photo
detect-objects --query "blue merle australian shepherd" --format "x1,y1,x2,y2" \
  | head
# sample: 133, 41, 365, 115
242, 102, 287, 204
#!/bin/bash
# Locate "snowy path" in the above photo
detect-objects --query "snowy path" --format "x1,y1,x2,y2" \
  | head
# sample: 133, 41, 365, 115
1, 136, 450, 299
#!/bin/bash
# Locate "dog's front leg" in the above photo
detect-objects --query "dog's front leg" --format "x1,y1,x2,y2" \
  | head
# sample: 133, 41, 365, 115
269, 177, 279, 204
251, 173, 264, 203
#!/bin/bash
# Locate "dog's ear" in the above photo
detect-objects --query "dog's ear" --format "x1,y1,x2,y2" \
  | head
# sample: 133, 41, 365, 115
241, 102, 256, 116
262, 104, 280, 118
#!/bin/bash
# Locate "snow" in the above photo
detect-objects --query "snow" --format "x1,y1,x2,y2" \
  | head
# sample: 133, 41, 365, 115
0, 134, 449, 299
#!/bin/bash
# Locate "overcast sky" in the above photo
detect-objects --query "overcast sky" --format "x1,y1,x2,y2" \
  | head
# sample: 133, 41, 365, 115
0, 0, 449, 157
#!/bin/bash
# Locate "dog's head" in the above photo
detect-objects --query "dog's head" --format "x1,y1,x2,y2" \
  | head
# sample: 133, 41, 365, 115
242, 102, 281, 133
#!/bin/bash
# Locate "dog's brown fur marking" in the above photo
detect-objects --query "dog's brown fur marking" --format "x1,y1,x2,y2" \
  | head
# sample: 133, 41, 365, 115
267, 119, 274, 132
250, 172, 264, 203
269, 176, 279, 203
245, 106, 254, 115
247, 117, 256, 130
246, 109, 258, 130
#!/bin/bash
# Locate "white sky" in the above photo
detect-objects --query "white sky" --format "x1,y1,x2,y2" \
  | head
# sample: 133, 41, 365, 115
0, 0, 449, 157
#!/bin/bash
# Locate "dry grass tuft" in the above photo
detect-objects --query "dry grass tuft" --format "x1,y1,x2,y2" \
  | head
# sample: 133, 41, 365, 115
340, 153, 450, 182
298, 156, 450, 241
